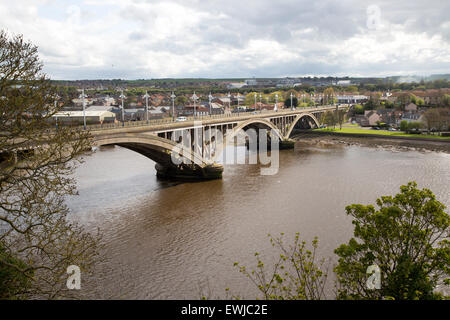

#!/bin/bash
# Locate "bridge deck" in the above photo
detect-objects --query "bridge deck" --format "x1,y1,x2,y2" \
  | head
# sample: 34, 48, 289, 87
88, 105, 348, 136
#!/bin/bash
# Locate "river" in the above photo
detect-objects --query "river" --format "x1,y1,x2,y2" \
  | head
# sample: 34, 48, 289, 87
66, 141, 450, 299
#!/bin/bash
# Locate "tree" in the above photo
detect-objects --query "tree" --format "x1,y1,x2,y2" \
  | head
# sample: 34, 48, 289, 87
323, 87, 335, 105
397, 93, 413, 109
347, 86, 359, 93
353, 104, 364, 115
442, 94, 450, 107
0, 31, 100, 299
423, 108, 441, 132
399, 120, 409, 132
244, 92, 259, 106
175, 95, 188, 105
268, 91, 284, 103
407, 121, 422, 132
321, 111, 336, 128
231, 233, 329, 300
284, 96, 298, 108
0, 242, 32, 299
365, 93, 381, 110
336, 109, 346, 130
335, 182, 449, 300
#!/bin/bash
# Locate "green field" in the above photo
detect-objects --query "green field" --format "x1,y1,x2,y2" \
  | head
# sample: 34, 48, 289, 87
314, 127, 450, 140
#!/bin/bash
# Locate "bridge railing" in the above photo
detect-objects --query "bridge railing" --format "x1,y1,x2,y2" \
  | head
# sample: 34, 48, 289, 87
65, 104, 348, 132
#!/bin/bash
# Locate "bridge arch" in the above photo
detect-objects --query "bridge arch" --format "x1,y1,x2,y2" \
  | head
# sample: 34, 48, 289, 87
285, 113, 320, 138
93, 133, 209, 168
211, 118, 284, 160
227, 118, 283, 141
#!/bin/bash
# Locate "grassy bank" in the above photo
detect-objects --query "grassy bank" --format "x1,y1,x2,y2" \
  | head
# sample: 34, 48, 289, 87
314, 128, 450, 140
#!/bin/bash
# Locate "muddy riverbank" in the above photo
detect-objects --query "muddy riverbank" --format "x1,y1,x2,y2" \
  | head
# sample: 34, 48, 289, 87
292, 132, 450, 153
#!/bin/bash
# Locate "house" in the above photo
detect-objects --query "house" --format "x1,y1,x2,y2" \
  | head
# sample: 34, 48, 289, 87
355, 115, 369, 126
180, 105, 210, 116
123, 108, 143, 121
405, 103, 418, 113
400, 112, 422, 124
249, 102, 272, 111
213, 97, 231, 106
209, 102, 225, 115
354, 110, 381, 126
364, 110, 382, 126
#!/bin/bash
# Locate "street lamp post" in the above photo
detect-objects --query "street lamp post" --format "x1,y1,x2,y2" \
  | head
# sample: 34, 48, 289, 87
275, 94, 278, 112
254, 93, 257, 112
227, 92, 231, 115
143, 91, 150, 124
208, 92, 213, 117
191, 92, 198, 119
259, 93, 262, 113
54, 94, 60, 129
119, 90, 126, 127
290, 92, 294, 110
170, 92, 176, 121
237, 93, 242, 116
79, 89, 87, 130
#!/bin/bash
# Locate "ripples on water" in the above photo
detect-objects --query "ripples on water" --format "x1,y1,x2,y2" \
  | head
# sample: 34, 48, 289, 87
66, 143, 450, 299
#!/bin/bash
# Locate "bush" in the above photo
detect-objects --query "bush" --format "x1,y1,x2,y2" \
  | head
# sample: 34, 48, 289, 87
0, 243, 33, 299
399, 120, 408, 132
335, 182, 449, 300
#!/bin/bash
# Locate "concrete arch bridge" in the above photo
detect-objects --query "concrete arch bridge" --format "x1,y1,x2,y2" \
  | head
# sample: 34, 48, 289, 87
90, 106, 347, 180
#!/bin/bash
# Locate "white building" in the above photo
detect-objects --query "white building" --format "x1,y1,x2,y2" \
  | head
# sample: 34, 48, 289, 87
226, 82, 247, 89
337, 80, 352, 86
52, 110, 116, 124
245, 79, 258, 86
337, 95, 369, 104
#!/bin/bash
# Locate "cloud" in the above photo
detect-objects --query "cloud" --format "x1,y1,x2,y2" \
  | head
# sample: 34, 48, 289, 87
0, 0, 448, 79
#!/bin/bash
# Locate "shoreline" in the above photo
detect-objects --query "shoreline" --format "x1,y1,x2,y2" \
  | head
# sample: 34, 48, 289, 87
292, 132, 450, 154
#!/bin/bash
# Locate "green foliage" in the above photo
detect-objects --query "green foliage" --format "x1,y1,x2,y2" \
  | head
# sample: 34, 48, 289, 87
284, 97, 298, 108
353, 104, 364, 115
1, 30, 101, 299
0, 243, 33, 299
384, 100, 394, 109
175, 95, 189, 105
400, 120, 409, 132
244, 92, 259, 106
231, 234, 329, 300
442, 94, 450, 107
321, 110, 336, 127
334, 182, 450, 300
407, 121, 422, 131
298, 102, 309, 108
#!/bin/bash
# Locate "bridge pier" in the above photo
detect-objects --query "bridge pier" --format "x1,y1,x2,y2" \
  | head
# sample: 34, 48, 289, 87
280, 139, 295, 149
155, 163, 223, 181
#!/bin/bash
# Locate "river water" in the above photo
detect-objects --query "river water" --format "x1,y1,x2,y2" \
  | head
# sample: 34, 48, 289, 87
66, 141, 450, 299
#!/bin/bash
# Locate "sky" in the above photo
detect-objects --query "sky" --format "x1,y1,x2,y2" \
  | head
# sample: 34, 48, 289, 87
0, 0, 449, 80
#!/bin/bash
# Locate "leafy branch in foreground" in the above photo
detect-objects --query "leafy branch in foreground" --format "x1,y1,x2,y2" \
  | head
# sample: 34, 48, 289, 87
0, 30, 101, 299
334, 181, 449, 300
231, 233, 329, 300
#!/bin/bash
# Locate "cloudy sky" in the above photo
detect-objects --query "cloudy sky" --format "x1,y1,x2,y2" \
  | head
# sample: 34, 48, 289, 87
0, 0, 449, 79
